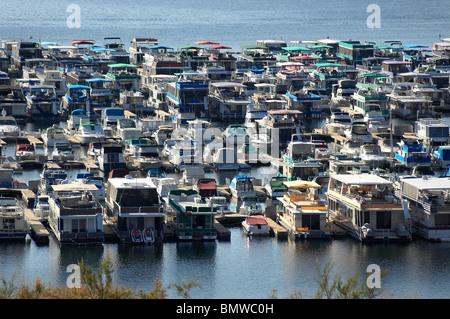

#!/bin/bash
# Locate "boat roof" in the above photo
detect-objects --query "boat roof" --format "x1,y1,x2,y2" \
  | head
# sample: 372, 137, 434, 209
178, 45, 204, 50
85, 78, 112, 83
210, 81, 247, 88
245, 217, 268, 225
68, 85, 90, 89
401, 177, 450, 190
281, 46, 310, 51
194, 41, 220, 45
283, 180, 321, 189
331, 174, 392, 186
382, 60, 411, 65
210, 45, 232, 50
315, 62, 344, 68
268, 109, 302, 115
51, 183, 98, 192
107, 63, 138, 68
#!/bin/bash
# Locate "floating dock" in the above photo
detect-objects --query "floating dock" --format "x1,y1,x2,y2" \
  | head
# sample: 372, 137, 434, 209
215, 220, 231, 241
266, 217, 288, 239
24, 209, 50, 245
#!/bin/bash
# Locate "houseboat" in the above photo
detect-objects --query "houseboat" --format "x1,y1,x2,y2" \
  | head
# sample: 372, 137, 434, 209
105, 63, 140, 97
41, 124, 69, 147
115, 118, 141, 144
60, 85, 92, 115
343, 121, 373, 144
282, 141, 323, 181
85, 78, 114, 110
48, 183, 104, 245
241, 214, 271, 236
72, 173, 106, 202
98, 142, 127, 172
350, 84, 389, 117
105, 176, 164, 244
193, 178, 218, 199
397, 176, 450, 241
387, 84, 432, 119
327, 174, 412, 242
166, 72, 209, 126
124, 138, 162, 171
38, 165, 68, 196
360, 144, 388, 169
166, 189, 217, 241
74, 121, 106, 145
324, 111, 352, 135
208, 81, 250, 122
311, 62, 347, 94
331, 79, 357, 108
276, 180, 331, 239
229, 175, 257, 199
0, 196, 29, 241
50, 142, 75, 161
0, 114, 20, 136
253, 109, 303, 155
432, 145, 450, 169
394, 138, 431, 168
101, 106, 125, 127
24, 84, 59, 121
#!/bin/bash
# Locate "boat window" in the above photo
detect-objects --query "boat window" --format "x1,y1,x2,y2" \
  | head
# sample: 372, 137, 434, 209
302, 214, 320, 230
435, 214, 450, 226
376, 211, 391, 229
117, 188, 159, 206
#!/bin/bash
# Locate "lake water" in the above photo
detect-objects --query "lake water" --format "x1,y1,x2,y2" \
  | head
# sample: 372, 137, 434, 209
1, 0, 450, 300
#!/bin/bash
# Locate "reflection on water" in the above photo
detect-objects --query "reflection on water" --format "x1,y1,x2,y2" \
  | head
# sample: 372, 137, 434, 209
0, 230, 449, 298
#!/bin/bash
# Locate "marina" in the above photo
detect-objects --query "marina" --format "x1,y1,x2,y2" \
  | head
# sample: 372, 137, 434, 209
0, 33, 450, 247
1, 0, 450, 300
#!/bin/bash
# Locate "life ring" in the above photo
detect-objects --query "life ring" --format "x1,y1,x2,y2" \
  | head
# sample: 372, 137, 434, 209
12, 181, 19, 188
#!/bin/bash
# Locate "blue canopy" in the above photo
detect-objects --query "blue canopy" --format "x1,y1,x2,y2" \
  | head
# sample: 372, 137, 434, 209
68, 85, 90, 90
91, 48, 116, 52
71, 109, 88, 115
85, 78, 112, 83
403, 44, 428, 48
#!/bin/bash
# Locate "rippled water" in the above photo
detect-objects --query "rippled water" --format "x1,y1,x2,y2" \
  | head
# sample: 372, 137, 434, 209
1, 230, 450, 299
1, 0, 449, 49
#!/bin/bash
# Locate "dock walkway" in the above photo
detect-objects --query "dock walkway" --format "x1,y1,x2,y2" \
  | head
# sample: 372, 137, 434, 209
266, 217, 288, 239
24, 209, 50, 245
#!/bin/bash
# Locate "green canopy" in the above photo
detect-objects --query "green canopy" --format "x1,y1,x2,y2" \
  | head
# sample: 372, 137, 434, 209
178, 45, 204, 50
107, 63, 138, 68
281, 46, 311, 51
358, 72, 390, 78
312, 45, 334, 49
315, 62, 344, 68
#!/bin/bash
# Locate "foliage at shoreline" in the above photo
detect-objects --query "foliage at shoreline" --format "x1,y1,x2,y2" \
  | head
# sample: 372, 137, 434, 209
0, 257, 389, 299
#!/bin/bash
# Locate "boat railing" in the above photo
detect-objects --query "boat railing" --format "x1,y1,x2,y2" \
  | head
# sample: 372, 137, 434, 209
0, 202, 25, 219
114, 201, 162, 215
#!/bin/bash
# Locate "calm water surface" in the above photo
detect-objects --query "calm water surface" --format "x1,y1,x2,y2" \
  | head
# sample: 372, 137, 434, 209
1, 230, 450, 299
